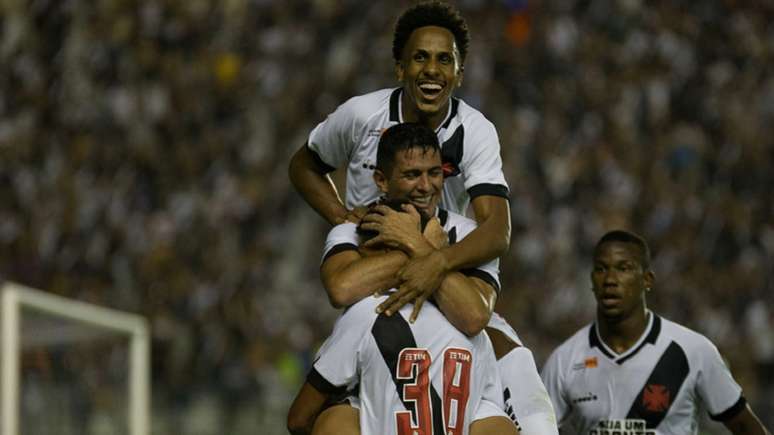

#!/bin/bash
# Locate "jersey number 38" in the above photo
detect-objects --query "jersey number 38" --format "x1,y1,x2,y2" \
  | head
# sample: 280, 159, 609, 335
395, 347, 472, 435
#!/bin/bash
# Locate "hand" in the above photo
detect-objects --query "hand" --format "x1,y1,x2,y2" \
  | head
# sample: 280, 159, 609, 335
423, 217, 448, 250
359, 204, 424, 253
376, 250, 450, 322
358, 244, 389, 258
343, 206, 369, 224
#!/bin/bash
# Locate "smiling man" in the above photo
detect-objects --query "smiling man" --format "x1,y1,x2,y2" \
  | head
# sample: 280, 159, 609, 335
287, 123, 517, 435
541, 230, 770, 435
289, 3, 557, 434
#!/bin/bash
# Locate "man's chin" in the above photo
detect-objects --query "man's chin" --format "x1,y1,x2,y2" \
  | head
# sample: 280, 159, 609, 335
410, 203, 435, 218
598, 308, 625, 323
416, 102, 445, 117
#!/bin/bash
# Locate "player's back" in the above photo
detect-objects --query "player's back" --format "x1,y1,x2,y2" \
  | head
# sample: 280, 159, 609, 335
351, 295, 503, 435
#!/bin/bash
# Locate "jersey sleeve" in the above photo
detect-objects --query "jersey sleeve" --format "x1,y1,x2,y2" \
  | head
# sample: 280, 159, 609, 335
308, 301, 373, 395
307, 97, 362, 170
322, 222, 359, 263
540, 347, 570, 427
454, 218, 501, 292
694, 338, 745, 421
459, 115, 509, 200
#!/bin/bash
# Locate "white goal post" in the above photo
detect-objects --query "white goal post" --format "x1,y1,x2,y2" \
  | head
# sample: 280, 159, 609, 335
1, 281, 150, 435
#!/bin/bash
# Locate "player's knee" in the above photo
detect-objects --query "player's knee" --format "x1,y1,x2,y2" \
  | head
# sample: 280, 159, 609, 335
486, 326, 520, 360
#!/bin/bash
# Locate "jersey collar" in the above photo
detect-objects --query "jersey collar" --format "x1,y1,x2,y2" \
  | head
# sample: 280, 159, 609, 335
392, 88, 459, 131
589, 311, 662, 365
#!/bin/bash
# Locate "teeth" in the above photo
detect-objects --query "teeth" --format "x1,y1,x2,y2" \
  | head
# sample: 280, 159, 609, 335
419, 83, 442, 91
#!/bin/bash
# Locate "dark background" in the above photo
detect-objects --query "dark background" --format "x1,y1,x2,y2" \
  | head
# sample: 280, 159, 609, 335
1, 0, 772, 433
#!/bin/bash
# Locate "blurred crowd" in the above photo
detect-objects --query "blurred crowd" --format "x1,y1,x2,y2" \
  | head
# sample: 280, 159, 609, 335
1, 0, 772, 434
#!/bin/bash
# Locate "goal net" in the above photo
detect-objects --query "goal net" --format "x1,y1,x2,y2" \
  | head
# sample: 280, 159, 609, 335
1, 282, 149, 435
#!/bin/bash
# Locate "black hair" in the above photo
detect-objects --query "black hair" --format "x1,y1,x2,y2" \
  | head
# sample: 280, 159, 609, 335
594, 230, 652, 270
375, 122, 440, 176
393, 1, 470, 64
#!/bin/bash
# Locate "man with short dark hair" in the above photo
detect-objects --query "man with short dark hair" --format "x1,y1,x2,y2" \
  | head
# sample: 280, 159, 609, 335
541, 230, 770, 435
289, 3, 556, 434
287, 123, 517, 435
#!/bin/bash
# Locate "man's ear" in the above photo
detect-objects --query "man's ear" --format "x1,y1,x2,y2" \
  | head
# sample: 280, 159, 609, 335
456, 65, 464, 88
644, 270, 655, 292
373, 168, 389, 194
395, 61, 404, 82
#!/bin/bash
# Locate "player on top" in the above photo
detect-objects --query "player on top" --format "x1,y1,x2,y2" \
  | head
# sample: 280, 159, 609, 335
289, 2, 556, 433
541, 230, 770, 435
287, 123, 517, 435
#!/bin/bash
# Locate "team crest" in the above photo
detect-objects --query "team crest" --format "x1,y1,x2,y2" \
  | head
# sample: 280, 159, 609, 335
642, 384, 670, 412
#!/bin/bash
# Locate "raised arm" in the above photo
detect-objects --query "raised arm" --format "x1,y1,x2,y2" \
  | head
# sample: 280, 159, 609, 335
288, 144, 349, 226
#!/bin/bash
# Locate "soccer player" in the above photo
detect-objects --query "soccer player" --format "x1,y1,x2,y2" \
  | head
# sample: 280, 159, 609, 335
287, 123, 517, 435
541, 230, 771, 435
288, 2, 557, 433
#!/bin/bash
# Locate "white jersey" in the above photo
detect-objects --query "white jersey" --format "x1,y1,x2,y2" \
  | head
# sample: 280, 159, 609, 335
541, 312, 746, 435
307, 87, 509, 215
323, 208, 500, 292
309, 295, 507, 435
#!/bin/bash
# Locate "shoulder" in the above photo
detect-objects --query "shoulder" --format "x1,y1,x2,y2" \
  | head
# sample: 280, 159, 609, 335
327, 222, 358, 240
323, 222, 360, 260
454, 98, 498, 136
546, 324, 594, 367
336, 296, 382, 330
440, 209, 478, 239
657, 315, 719, 357
337, 88, 394, 119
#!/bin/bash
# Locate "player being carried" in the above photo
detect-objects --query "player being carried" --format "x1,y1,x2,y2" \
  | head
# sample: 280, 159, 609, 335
541, 230, 770, 435
289, 2, 556, 433
287, 123, 518, 435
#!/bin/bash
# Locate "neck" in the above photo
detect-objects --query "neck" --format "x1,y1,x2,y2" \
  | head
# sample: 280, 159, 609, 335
597, 307, 649, 355
400, 93, 448, 131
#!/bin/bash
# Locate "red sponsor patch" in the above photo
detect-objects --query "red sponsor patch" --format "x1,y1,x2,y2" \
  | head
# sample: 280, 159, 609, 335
642, 384, 670, 412
442, 162, 457, 177
584, 357, 598, 368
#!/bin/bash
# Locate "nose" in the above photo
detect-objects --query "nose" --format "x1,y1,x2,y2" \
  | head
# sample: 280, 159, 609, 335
603, 269, 617, 286
416, 173, 431, 192
422, 57, 440, 76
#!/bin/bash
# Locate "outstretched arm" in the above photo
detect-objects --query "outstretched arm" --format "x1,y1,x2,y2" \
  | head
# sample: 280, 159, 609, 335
288, 144, 351, 225
723, 404, 770, 435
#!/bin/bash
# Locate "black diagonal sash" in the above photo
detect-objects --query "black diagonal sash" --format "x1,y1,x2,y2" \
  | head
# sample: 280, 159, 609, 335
626, 341, 689, 428
441, 125, 464, 178
372, 313, 444, 434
